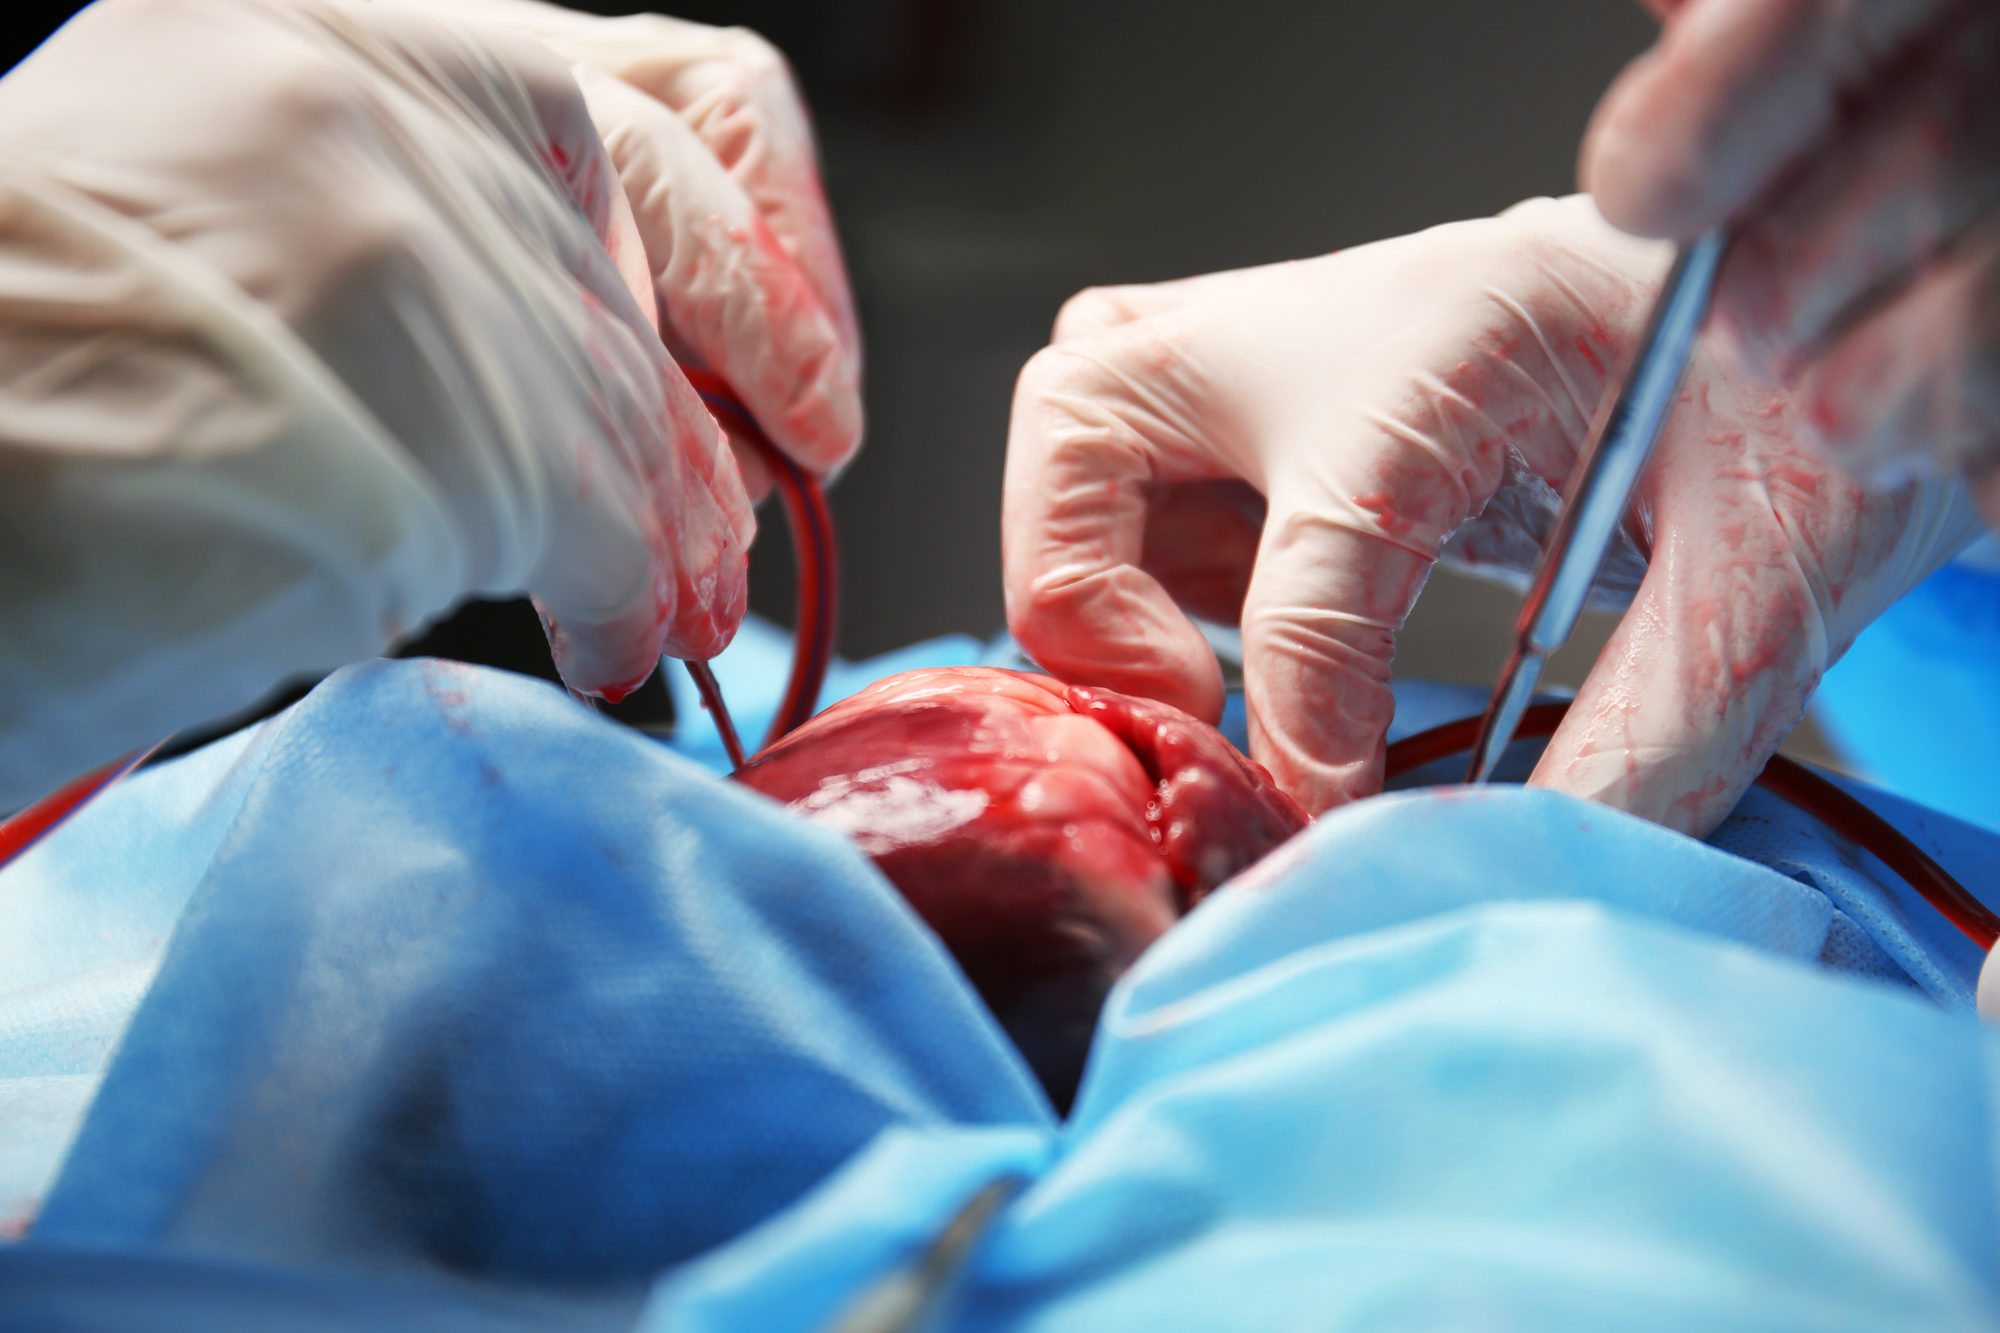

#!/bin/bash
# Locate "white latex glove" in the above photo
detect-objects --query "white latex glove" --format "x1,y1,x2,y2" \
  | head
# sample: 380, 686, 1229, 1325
398, 0, 863, 491
1583, 0, 2000, 512
0, 0, 753, 808
1004, 195, 1984, 833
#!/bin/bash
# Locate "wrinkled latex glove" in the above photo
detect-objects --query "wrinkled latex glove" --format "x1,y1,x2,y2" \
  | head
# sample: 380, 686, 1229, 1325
1583, 0, 2000, 513
0, 0, 752, 807
1003, 194, 1983, 833
400, 0, 862, 491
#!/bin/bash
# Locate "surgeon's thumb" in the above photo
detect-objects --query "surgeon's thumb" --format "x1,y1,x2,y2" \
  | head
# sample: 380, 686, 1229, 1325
1239, 511, 1428, 815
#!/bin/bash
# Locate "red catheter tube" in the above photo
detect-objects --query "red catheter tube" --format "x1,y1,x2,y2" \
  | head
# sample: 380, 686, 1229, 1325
0, 742, 162, 869
686, 659, 749, 771
681, 368, 839, 767
1384, 703, 2000, 951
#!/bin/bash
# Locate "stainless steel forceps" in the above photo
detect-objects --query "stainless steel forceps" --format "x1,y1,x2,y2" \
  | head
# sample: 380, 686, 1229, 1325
1465, 227, 1731, 783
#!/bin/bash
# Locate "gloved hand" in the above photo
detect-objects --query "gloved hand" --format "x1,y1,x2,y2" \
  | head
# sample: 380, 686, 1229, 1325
1003, 195, 1984, 833
397, 0, 863, 491
1582, 0, 2000, 511
0, 0, 753, 807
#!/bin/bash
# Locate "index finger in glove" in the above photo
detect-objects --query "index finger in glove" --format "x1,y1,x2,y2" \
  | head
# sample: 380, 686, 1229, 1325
503, 55, 754, 690
1581, 0, 1973, 240
529, 344, 753, 696
1048, 273, 1243, 343
380, 10, 756, 691
1041, 280, 1269, 626
1002, 318, 1232, 729
570, 63, 857, 476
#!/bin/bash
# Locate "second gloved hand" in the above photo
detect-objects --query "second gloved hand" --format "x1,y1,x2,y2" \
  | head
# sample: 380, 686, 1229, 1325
1004, 195, 1983, 833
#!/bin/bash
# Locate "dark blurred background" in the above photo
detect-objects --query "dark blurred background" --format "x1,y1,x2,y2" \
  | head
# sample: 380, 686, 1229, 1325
0, 0, 1841, 760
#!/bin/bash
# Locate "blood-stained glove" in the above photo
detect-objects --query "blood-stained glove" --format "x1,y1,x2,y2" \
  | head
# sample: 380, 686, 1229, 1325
1003, 194, 1984, 834
1582, 0, 2000, 512
400, 0, 862, 491
0, 0, 753, 808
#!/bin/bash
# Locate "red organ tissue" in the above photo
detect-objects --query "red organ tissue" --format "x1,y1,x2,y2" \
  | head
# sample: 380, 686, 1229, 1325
736, 667, 1307, 1109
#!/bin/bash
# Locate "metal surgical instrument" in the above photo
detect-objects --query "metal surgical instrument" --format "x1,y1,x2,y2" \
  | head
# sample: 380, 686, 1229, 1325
1465, 227, 1731, 784
822, 1172, 1029, 1333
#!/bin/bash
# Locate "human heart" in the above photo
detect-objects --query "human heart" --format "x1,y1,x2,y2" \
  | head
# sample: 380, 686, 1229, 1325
735, 667, 1307, 1109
